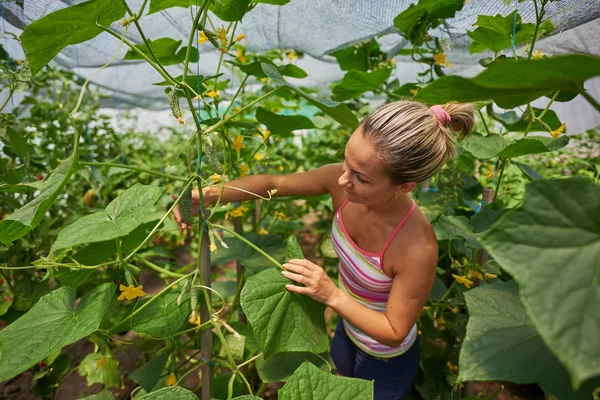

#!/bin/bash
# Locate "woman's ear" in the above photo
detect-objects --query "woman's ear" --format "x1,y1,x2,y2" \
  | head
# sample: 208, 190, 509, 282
396, 182, 417, 195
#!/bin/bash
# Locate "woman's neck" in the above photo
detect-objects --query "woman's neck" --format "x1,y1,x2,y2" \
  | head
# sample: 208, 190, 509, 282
360, 194, 413, 221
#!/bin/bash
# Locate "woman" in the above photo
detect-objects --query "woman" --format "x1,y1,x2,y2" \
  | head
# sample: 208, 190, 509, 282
173, 101, 474, 399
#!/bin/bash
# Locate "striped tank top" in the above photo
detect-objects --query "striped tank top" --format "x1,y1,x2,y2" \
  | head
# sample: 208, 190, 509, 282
331, 198, 418, 358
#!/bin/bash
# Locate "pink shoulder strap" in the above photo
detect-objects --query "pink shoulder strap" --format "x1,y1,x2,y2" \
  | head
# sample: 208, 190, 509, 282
379, 200, 416, 256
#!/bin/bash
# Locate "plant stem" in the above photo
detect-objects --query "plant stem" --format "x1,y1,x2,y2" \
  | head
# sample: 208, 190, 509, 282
97, 24, 177, 87
119, 0, 176, 83
223, 75, 248, 117
124, 175, 196, 262
580, 90, 600, 113
237, 353, 262, 369
204, 87, 282, 135
527, 0, 544, 59
477, 108, 491, 136
212, 223, 283, 269
0, 85, 15, 113
79, 161, 187, 182
537, 90, 560, 120
137, 257, 184, 278
182, 0, 211, 82
493, 159, 506, 202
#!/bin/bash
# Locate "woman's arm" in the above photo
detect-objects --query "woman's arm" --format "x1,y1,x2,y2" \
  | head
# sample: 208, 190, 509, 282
282, 237, 437, 347
173, 163, 343, 230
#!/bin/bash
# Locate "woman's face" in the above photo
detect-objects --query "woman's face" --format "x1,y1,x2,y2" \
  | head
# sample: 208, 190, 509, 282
338, 130, 407, 204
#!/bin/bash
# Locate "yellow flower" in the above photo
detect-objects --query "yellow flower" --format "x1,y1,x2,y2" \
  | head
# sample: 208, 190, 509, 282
550, 122, 566, 139
259, 128, 270, 140
218, 47, 228, 54
447, 361, 458, 374
226, 205, 248, 219
288, 51, 297, 61
165, 372, 177, 387
532, 49, 544, 59
205, 90, 219, 98
468, 270, 483, 281
117, 284, 146, 301
232, 136, 245, 152
235, 34, 246, 42
445, 61, 452, 68
486, 164, 495, 180
485, 273, 498, 279
433, 52, 447, 66
189, 313, 200, 325
209, 173, 221, 182
96, 355, 106, 370
236, 46, 246, 63
258, 227, 269, 235
198, 31, 208, 44
239, 163, 249, 177
210, 242, 217, 252
274, 211, 287, 221
254, 153, 264, 161
409, 88, 419, 96
452, 274, 474, 289
260, 78, 267, 84
218, 26, 228, 46
278, 165, 284, 172
15, 59, 23, 65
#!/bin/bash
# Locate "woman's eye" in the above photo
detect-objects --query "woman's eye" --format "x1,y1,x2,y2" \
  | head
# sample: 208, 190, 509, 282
356, 175, 367, 184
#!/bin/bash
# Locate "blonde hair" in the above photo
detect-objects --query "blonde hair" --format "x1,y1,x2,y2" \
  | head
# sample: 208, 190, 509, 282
359, 101, 474, 184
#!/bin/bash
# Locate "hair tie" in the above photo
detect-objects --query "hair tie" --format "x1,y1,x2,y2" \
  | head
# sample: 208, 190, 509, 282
430, 105, 451, 127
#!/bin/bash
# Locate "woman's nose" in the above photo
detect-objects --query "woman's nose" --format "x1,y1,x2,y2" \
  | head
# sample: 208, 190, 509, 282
338, 170, 352, 187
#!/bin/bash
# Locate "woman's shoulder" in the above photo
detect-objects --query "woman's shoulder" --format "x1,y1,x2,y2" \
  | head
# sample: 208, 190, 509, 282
386, 205, 438, 275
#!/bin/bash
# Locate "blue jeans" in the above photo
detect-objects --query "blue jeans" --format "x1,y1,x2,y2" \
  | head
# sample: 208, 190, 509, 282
330, 319, 420, 400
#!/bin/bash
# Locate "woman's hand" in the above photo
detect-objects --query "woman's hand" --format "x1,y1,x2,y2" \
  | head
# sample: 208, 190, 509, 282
282, 259, 340, 306
172, 188, 208, 232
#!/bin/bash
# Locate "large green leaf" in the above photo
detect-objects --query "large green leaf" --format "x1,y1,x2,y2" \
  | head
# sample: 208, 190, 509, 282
255, 107, 315, 136
256, 351, 333, 382
138, 387, 198, 400
228, 58, 307, 79
284, 234, 304, 262
497, 135, 569, 158
209, 0, 251, 21
123, 38, 198, 66
512, 160, 543, 181
0, 283, 115, 382
415, 55, 600, 108
460, 281, 599, 399
240, 268, 328, 357
131, 291, 191, 337
460, 132, 569, 159
5, 126, 30, 160
130, 352, 169, 392
148, 0, 188, 14
393, 0, 463, 44
79, 388, 116, 400
486, 104, 563, 133
433, 215, 481, 248
77, 352, 121, 388
480, 179, 600, 389
261, 63, 359, 129
0, 155, 77, 245
331, 68, 392, 101
211, 233, 286, 273
20, 0, 126, 76
51, 183, 164, 252
467, 11, 535, 54
278, 361, 374, 400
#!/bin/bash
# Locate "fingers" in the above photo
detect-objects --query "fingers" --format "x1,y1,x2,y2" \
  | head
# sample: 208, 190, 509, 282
282, 262, 310, 276
281, 270, 308, 285
285, 284, 310, 294
287, 259, 318, 271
